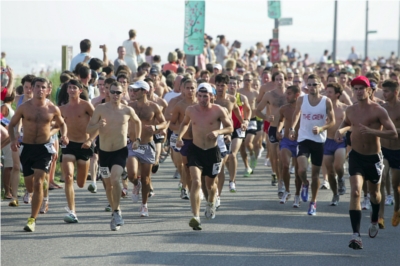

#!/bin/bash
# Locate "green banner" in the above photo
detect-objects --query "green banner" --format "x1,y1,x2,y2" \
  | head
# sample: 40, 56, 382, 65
184, 0, 206, 55
268, 0, 281, 19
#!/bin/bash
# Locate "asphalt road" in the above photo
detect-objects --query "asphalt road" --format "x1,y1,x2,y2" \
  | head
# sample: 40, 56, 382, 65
1, 153, 400, 266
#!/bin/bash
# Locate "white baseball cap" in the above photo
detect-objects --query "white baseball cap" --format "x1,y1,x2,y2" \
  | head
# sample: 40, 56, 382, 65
129, 80, 150, 91
213, 64, 222, 70
197, 83, 213, 93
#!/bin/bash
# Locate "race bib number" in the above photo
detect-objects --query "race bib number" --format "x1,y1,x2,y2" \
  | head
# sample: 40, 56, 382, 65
170, 134, 178, 146
44, 143, 56, 154
212, 162, 222, 175
155, 134, 165, 139
132, 145, 146, 154
236, 128, 245, 138
248, 120, 257, 130
99, 167, 111, 178
60, 143, 67, 149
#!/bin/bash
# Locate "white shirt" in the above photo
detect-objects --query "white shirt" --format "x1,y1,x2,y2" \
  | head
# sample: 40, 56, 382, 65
298, 95, 327, 143
70, 52, 90, 71
163, 91, 181, 104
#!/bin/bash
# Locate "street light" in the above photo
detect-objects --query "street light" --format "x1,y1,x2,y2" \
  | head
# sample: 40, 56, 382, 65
365, 0, 377, 60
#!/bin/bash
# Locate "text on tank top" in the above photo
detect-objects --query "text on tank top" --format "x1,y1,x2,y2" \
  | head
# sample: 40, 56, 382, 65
298, 94, 327, 143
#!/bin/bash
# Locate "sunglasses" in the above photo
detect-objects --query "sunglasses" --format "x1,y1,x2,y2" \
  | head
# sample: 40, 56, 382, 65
110, 90, 123, 95
307, 83, 319, 87
244, 79, 252, 82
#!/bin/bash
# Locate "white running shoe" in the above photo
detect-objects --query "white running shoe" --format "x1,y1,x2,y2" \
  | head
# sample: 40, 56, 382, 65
113, 210, 124, 226
204, 201, 216, 220
361, 196, 370, 210
289, 166, 295, 174
264, 158, 271, 167
216, 196, 221, 209
293, 195, 300, 208
139, 204, 149, 217
320, 180, 330, 190
131, 181, 142, 203
258, 147, 264, 159
280, 191, 291, 204
229, 181, 236, 192
385, 195, 394, 206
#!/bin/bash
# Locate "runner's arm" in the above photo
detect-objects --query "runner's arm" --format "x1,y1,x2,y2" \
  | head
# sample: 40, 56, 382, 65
128, 107, 142, 142
176, 108, 191, 141
290, 96, 303, 130
320, 98, 336, 132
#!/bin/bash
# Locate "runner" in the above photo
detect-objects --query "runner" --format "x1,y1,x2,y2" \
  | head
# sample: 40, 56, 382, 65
322, 82, 349, 206
238, 72, 259, 176
86, 81, 141, 231
8, 77, 69, 232
334, 76, 397, 249
257, 71, 288, 194
379, 80, 400, 228
289, 74, 335, 215
276, 85, 301, 205
176, 82, 233, 230
59, 79, 95, 223
128, 80, 167, 216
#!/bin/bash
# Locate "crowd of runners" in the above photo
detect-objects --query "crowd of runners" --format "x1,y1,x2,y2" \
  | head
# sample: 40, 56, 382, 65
1, 31, 400, 251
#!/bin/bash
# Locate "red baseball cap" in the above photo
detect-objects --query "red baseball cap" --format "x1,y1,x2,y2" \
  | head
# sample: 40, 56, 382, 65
350, 76, 370, 87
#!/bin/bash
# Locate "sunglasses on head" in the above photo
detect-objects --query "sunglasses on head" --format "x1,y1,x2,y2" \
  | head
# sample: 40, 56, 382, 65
110, 90, 123, 95
307, 83, 319, 87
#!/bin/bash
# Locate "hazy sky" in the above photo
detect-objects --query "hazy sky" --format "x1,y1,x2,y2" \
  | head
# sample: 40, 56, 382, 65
1, 0, 400, 74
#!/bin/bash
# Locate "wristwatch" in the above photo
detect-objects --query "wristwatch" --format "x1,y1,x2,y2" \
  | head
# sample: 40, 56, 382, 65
136, 137, 141, 142
289, 128, 295, 131
155, 125, 158, 131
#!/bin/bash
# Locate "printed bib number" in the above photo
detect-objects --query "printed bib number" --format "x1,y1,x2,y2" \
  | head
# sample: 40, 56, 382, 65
99, 167, 111, 178
236, 128, 245, 138
248, 121, 257, 130
44, 143, 56, 154
212, 162, 222, 175
170, 134, 178, 146
155, 134, 165, 139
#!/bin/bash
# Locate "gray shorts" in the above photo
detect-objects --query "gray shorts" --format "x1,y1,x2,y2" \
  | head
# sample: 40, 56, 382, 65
128, 141, 156, 164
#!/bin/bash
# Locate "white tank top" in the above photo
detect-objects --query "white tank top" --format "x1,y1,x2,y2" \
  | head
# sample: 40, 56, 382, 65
123, 39, 136, 58
298, 94, 327, 143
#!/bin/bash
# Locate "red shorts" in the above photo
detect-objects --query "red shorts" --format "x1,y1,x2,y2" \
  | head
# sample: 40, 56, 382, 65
263, 121, 270, 133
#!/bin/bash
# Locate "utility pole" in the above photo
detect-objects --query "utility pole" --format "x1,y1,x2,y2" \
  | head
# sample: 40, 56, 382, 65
332, 0, 338, 62
398, 1, 400, 58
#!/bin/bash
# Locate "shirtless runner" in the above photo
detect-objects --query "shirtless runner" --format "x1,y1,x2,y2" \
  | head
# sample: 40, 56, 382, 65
8, 77, 68, 232
335, 76, 397, 249
127, 80, 167, 217
176, 83, 233, 230
59, 79, 95, 223
87, 81, 141, 231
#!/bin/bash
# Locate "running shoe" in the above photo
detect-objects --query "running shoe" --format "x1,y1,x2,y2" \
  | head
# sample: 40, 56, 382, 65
23, 217, 36, 232
40, 199, 49, 214
139, 204, 149, 217
121, 188, 128, 198
173, 169, 180, 179
293, 195, 300, 208
361, 196, 370, 210
385, 195, 394, 206
348, 234, 363, 250
257, 147, 264, 159
243, 168, 252, 177
200, 191, 205, 200
278, 187, 285, 199
9, 199, 19, 207
121, 168, 128, 180
338, 178, 346, 195
88, 183, 97, 193
180, 189, 189, 200
378, 217, 385, 229
250, 155, 257, 169
229, 181, 236, 193
189, 217, 202, 230
131, 181, 141, 203
264, 158, 271, 167
368, 222, 379, 238
280, 191, 291, 204
271, 174, 277, 186
105, 205, 112, 212
320, 180, 330, 190
330, 195, 340, 206
289, 166, 295, 174
205, 201, 216, 220
151, 163, 160, 174
64, 207, 78, 223
23, 191, 32, 204
215, 196, 221, 209
307, 202, 317, 215
392, 210, 400, 227
301, 184, 309, 202
113, 210, 124, 225
110, 215, 120, 231
178, 182, 183, 191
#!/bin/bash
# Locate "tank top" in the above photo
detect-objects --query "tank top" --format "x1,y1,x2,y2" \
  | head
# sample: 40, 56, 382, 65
298, 94, 327, 143
17, 95, 25, 108
4, 103, 14, 120
232, 93, 244, 129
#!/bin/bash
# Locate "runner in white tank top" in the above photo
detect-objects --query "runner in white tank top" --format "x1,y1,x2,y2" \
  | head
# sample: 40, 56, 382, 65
289, 74, 335, 216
